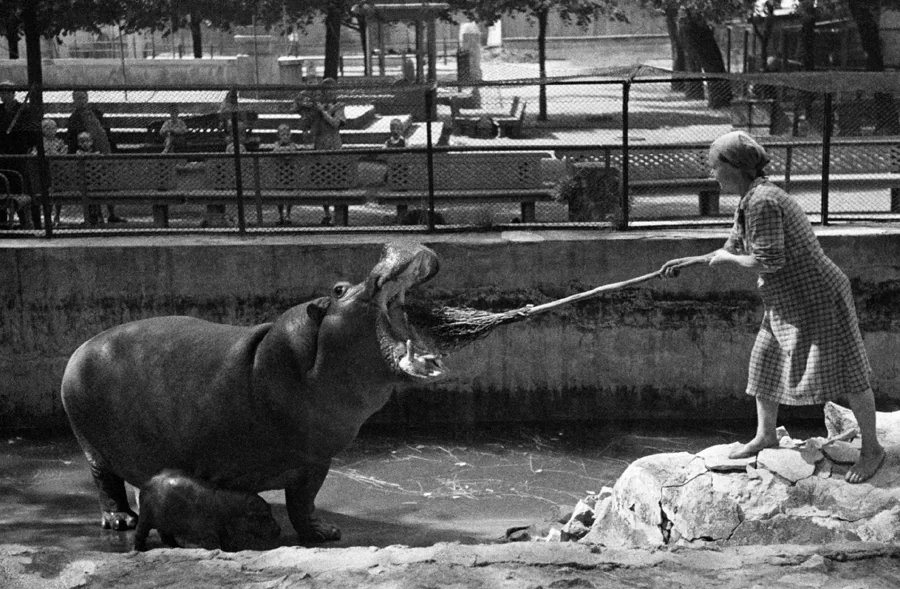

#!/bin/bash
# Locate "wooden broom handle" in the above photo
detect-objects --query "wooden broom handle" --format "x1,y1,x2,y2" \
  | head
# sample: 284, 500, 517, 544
524, 270, 663, 316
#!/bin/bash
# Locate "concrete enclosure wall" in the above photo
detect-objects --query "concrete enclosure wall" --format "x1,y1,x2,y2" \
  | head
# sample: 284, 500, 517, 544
2, 229, 899, 430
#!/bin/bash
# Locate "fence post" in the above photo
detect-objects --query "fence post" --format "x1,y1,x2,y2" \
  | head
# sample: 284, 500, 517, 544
618, 80, 631, 230
743, 30, 749, 72
821, 92, 833, 226
425, 86, 436, 232
230, 89, 247, 234
27, 82, 52, 237
726, 28, 732, 73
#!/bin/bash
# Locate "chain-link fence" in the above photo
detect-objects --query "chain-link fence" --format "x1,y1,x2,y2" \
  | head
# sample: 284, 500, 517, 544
2, 70, 899, 237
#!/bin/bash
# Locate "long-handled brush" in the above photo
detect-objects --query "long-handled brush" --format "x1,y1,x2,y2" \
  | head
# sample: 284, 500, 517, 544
410, 269, 663, 352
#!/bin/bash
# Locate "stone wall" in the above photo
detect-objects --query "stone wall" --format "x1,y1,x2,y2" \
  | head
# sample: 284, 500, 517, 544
2, 229, 899, 430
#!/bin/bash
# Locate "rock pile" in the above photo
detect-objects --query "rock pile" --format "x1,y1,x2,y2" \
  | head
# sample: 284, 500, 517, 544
510, 402, 900, 547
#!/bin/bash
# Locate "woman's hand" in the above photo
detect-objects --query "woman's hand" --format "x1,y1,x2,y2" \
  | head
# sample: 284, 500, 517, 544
660, 254, 711, 278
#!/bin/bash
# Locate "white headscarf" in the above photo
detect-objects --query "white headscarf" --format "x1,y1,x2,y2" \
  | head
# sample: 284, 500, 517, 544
709, 131, 770, 178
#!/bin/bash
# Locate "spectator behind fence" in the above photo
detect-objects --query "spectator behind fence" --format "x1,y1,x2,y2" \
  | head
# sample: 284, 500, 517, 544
224, 123, 247, 153
75, 131, 105, 226
0, 80, 40, 228
270, 123, 301, 225
160, 103, 188, 153
66, 90, 126, 223
218, 89, 253, 138
384, 118, 406, 149
308, 78, 345, 225
37, 118, 67, 226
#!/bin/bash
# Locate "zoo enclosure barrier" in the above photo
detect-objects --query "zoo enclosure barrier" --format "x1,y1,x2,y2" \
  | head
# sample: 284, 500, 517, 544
1, 70, 899, 237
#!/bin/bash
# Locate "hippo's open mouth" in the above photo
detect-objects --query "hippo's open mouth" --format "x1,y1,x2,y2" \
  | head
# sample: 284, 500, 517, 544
368, 243, 445, 380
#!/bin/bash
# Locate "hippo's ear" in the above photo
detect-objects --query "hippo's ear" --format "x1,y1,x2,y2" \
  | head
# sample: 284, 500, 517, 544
306, 297, 330, 323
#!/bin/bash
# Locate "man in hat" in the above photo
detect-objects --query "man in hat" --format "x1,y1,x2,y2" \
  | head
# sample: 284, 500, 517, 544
0, 80, 40, 228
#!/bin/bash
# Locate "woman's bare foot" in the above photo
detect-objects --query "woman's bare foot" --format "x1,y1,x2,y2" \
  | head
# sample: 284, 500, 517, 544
846, 447, 886, 484
728, 435, 779, 459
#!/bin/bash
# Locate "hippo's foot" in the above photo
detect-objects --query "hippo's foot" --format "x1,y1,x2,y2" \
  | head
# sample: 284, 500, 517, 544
295, 517, 341, 543
101, 510, 138, 531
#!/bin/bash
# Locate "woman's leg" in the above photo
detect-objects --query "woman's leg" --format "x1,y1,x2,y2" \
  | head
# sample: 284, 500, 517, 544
729, 397, 780, 459
845, 388, 885, 483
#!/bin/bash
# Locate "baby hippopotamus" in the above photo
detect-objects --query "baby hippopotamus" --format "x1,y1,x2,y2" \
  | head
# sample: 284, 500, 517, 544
134, 470, 281, 552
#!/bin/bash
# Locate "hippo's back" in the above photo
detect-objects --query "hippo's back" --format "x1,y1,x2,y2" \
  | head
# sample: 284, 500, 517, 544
61, 316, 272, 486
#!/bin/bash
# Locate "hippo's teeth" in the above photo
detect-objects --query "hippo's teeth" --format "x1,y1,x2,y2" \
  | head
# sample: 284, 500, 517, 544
398, 339, 445, 379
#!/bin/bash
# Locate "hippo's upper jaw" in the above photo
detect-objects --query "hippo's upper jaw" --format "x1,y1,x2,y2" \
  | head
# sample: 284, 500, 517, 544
367, 243, 445, 380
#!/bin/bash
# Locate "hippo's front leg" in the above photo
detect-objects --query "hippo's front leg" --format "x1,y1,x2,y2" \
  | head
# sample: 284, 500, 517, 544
285, 461, 341, 543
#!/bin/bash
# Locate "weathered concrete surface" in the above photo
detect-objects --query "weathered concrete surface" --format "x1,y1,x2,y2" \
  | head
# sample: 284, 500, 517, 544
2, 228, 900, 429
3, 540, 900, 589
0, 58, 241, 87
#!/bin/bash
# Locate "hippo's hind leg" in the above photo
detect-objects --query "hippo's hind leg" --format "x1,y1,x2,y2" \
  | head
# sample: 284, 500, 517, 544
75, 432, 138, 530
285, 461, 341, 543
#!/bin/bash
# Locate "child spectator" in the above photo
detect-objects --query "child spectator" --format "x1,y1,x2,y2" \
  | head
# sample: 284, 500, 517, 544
160, 103, 188, 153
76, 131, 96, 155
384, 118, 406, 149
271, 123, 300, 225
37, 118, 68, 225
224, 125, 247, 153
75, 131, 103, 225
40, 118, 67, 156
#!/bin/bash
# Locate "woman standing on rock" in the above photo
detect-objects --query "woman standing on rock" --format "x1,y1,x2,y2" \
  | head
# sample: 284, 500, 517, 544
659, 130, 885, 484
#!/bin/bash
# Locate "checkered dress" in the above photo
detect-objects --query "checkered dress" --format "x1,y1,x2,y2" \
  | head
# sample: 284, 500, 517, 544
724, 178, 871, 405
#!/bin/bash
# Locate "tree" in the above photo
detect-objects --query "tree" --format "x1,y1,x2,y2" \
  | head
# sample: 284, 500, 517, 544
650, 1, 741, 107
120, 0, 256, 59
846, 0, 900, 134
450, 1, 626, 121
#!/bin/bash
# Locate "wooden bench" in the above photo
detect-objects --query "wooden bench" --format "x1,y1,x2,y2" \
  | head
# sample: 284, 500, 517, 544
49, 156, 186, 226
190, 153, 367, 226
493, 100, 527, 139
452, 96, 520, 137
560, 139, 900, 216
144, 111, 260, 152
376, 151, 554, 222
765, 140, 900, 194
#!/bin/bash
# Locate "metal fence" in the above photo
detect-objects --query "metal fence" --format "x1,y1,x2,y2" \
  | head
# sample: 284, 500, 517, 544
2, 71, 899, 238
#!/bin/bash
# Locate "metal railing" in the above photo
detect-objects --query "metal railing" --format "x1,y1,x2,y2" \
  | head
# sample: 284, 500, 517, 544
1, 72, 898, 238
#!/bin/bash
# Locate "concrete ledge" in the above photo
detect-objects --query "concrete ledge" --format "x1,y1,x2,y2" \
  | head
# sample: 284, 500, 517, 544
2, 227, 899, 429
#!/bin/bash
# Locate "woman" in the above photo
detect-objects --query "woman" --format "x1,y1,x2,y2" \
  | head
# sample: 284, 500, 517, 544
296, 78, 345, 225
660, 131, 885, 484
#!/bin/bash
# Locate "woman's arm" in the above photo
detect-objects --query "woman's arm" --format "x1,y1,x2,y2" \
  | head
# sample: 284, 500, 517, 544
318, 103, 345, 128
661, 248, 762, 278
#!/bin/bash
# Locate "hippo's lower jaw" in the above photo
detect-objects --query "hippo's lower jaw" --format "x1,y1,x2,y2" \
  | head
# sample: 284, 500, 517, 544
376, 287, 445, 380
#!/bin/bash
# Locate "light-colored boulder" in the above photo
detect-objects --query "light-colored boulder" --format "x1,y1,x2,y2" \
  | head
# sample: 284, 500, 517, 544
580, 413, 900, 548
825, 401, 900, 447
757, 447, 817, 483
698, 443, 756, 472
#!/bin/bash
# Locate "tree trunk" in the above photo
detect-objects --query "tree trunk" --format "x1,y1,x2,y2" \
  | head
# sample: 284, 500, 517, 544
356, 14, 368, 75
678, 9, 732, 108
799, 0, 816, 71
664, 3, 685, 91
675, 8, 704, 99
846, 0, 900, 134
538, 8, 547, 121
323, 2, 342, 80
5, 15, 20, 59
189, 13, 203, 59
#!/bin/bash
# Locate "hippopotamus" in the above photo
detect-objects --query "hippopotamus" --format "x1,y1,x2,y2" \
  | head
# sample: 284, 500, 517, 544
61, 242, 444, 543
134, 470, 281, 552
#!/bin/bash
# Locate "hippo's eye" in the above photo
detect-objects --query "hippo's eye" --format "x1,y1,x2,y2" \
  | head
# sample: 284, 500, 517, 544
332, 282, 350, 298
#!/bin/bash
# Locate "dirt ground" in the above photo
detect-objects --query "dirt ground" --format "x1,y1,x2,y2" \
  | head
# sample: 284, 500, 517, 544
4, 423, 900, 588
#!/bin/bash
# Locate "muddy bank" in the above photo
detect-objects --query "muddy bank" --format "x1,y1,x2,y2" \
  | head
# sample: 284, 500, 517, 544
3, 541, 900, 589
